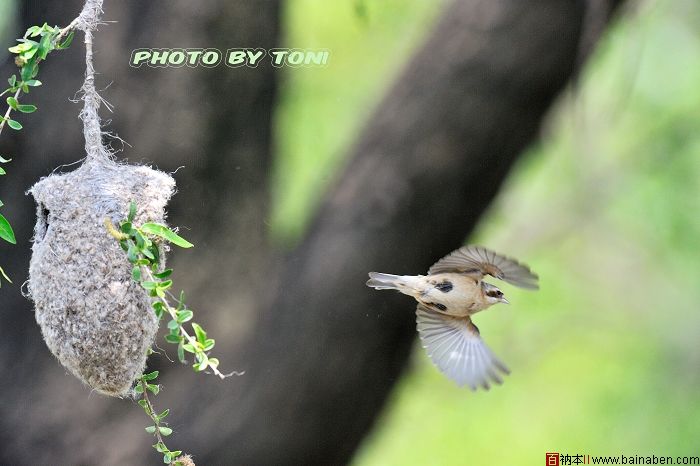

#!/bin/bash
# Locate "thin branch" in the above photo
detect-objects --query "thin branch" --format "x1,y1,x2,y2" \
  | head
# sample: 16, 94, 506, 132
0, 89, 21, 138
141, 268, 239, 380
140, 380, 168, 448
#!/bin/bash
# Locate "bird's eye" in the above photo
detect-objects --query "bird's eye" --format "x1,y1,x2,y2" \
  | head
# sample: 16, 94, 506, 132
435, 281, 453, 293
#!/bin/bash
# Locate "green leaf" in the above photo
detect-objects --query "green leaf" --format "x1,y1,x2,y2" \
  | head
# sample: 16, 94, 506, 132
17, 104, 36, 113
20, 63, 36, 82
158, 409, 170, 419
163, 454, 172, 464
6, 97, 18, 110
134, 384, 144, 394
0, 214, 16, 244
0, 167, 5, 175
158, 280, 173, 291
158, 427, 173, 436
203, 338, 215, 351
208, 357, 220, 369
167, 319, 179, 330
182, 343, 196, 354
191, 323, 207, 344
153, 269, 172, 279
177, 343, 185, 363
134, 230, 147, 249
23, 47, 38, 59
164, 334, 181, 344
152, 302, 166, 319
37, 33, 52, 59
7, 75, 16, 87
0, 266, 11, 285
0, 155, 11, 164
127, 244, 139, 263
142, 371, 159, 381
24, 79, 41, 87
152, 243, 162, 260
195, 357, 208, 372
58, 30, 74, 49
132, 266, 142, 281
145, 426, 156, 434
16, 38, 38, 46
25, 26, 40, 38
176, 309, 193, 323
140, 223, 194, 248
128, 201, 137, 222
146, 383, 160, 395
8, 42, 33, 54
142, 245, 155, 260
7, 119, 22, 130
120, 221, 133, 234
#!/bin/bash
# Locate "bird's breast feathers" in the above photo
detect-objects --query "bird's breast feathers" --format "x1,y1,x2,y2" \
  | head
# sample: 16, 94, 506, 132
418, 273, 485, 316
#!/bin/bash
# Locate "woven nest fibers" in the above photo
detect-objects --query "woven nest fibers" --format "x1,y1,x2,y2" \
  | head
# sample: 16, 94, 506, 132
28, 158, 175, 397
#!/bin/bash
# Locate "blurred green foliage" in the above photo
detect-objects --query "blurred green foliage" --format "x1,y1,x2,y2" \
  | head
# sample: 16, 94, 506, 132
276, 0, 700, 464
0, 1, 15, 48
272, 0, 446, 243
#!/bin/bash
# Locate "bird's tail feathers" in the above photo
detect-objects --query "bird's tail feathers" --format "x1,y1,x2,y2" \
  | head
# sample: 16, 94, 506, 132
366, 272, 405, 290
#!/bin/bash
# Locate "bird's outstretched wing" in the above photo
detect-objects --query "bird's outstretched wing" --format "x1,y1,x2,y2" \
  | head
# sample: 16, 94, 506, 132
428, 245, 539, 289
415, 304, 509, 390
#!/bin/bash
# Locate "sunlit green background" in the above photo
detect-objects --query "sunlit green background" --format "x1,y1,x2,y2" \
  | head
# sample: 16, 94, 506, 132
275, 0, 700, 464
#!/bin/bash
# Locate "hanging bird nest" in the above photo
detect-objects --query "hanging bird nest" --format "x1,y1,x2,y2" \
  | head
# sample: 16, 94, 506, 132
28, 159, 174, 396
26, 0, 176, 397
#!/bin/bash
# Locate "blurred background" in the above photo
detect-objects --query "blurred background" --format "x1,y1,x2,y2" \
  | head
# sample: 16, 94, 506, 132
280, 0, 700, 464
1, 0, 699, 464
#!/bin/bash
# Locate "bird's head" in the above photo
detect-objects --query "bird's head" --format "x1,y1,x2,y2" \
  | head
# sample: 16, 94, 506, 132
482, 282, 509, 305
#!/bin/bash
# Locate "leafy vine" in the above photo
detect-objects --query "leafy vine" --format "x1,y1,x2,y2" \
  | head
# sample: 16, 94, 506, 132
106, 202, 239, 464
0, 23, 75, 285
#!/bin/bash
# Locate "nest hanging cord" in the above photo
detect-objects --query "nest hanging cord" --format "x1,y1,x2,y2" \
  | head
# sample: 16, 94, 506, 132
59, 0, 109, 162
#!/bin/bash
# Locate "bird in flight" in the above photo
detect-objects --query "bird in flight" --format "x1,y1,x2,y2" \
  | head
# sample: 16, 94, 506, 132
366, 245, 538, 390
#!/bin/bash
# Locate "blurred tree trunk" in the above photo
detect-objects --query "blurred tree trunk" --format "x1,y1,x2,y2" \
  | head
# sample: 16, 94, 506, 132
0, 0, 621, 465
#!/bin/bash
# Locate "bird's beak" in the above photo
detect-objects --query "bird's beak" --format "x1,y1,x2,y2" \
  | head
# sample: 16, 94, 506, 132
500, 297, 510, 305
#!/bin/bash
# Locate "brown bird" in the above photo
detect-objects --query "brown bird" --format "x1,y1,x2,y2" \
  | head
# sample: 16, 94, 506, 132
366, 245, 538, 390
